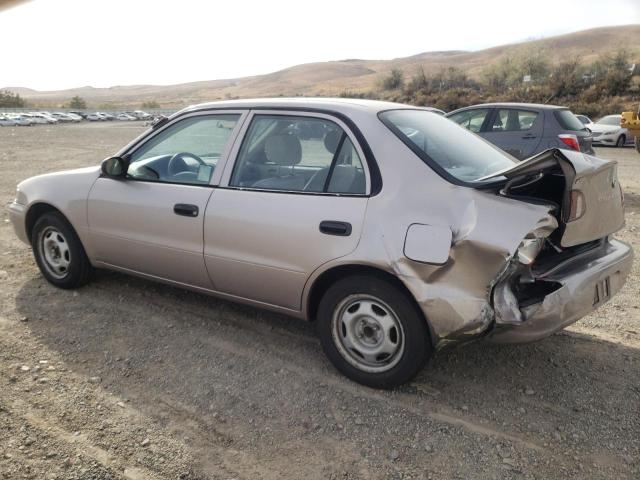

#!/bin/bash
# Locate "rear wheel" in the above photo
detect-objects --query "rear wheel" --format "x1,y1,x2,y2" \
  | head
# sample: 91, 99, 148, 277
635, 137, 640, 154
317, 275, 432, 389
616, 135, 626, 147
32, 212, 93, 289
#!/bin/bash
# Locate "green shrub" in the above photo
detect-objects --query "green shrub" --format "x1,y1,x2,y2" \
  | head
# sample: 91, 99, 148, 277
380, 68, 404, 90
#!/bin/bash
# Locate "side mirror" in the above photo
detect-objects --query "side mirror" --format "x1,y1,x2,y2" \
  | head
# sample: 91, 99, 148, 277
101, 156, 128, 178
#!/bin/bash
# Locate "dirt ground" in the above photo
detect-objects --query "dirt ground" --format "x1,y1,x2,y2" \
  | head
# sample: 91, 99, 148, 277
0, 122, 638, 480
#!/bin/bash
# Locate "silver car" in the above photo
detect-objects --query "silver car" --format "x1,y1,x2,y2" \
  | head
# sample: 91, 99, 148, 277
587, 114, 636, 147
0, 115, 17, 126
8, 99, 633, 388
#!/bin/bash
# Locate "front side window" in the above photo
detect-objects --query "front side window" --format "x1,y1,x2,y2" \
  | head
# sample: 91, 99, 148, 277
490, 109, 539, 132
381, 109, 516, 183
127, 114, 240, 185
447, 108, 490, 133
230, 115, 366, 194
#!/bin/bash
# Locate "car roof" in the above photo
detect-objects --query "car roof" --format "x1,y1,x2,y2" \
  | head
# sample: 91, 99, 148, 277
450, 102, 568, 112
180, 97, 433, 116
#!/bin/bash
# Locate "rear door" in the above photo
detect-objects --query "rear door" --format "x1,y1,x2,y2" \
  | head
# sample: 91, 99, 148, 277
203, 111, 370, 311
482, 108, 543, 160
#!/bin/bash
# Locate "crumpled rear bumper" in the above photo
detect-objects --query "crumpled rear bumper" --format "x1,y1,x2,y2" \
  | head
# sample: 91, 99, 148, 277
489, 238, 633, 344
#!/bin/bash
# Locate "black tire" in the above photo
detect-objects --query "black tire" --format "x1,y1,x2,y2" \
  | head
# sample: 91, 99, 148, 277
635, 137, 640, 154
31, 212, 93, 289
317, 275, 432, 389
616, 135, 626, 148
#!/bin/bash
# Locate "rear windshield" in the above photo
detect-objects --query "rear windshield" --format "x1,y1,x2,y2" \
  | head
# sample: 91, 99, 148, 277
553, 109, 587, 131
379, 109, 516, 183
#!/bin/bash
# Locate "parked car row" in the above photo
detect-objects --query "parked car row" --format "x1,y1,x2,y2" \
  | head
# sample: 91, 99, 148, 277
0, 110, 153, 126
576, 114, 636, 147
444, 103, 632, 160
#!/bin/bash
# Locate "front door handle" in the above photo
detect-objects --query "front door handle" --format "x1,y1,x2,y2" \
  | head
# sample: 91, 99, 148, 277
319, 220, 352, 236
522, 133, 537, 139
173, 203, 199, 217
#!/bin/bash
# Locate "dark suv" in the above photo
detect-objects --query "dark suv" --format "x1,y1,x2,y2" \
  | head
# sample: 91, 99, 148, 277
446, 103, 594, 160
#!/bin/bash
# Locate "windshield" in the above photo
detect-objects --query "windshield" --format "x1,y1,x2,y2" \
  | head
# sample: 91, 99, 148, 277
379, 109, 516, 183
597, 115, 620, 126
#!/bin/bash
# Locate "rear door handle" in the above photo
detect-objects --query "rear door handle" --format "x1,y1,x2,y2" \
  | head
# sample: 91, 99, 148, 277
319, 220, 352, 236
173, 203, 199, 217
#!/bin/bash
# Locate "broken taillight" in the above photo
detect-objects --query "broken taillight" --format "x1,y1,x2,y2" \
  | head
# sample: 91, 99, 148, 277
568, 190, 586, 222
558, 134, 580, 151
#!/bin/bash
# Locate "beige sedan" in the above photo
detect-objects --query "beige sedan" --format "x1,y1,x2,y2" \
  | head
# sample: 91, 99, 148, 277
8, 98, 633, 388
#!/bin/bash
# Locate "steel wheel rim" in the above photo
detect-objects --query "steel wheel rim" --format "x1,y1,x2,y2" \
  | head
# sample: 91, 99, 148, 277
38, 226, 71, 279
331, 294, 405, 373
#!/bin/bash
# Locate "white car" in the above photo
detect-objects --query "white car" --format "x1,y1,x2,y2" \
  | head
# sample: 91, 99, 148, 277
21, 113, 49, 125
35, 112, 59, 123
6, 114, 33, 126
51, 112, 80, 123
116, 113, 137, 121
575, 115, 592, 125
587, 114, 635, 147
132, 110, 152, 120
86, 113, 103, 121
0, 115, 17, 126
31, 113, 58, 124
66, 112, 83, 122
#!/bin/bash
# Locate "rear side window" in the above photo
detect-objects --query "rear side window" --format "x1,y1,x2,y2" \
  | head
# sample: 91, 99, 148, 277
447, 108, 490, 133
491, 109, 538, 132
554, 109, 587, 131
381, 109, 516, 183
230, 115, 366, 195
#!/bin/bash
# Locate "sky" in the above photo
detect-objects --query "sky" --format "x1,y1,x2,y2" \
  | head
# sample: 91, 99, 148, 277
1, 0, 639, 91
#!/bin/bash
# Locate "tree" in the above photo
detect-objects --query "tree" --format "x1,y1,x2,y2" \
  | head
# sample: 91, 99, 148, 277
380, 68, 404, 90
67, 96, 87, 109
141, 100, 160, 109
0, 90, 26, 108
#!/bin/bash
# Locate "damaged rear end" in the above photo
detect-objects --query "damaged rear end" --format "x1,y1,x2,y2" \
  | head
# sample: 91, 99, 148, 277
481, 148, 633, 342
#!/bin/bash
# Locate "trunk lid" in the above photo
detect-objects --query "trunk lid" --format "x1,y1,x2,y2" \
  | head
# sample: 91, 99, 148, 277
479, 148, 624, 247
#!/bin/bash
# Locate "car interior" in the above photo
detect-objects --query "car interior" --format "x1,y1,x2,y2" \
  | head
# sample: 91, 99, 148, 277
126, 116, 366, 194
231, 117, 366, 194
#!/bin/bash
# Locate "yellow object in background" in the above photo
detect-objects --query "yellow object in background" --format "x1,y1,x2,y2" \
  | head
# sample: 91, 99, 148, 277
621, 109, 640, 152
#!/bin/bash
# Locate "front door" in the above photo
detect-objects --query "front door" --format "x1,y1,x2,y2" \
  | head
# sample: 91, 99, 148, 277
87, 112, 244, 288
204, 112, 370, 310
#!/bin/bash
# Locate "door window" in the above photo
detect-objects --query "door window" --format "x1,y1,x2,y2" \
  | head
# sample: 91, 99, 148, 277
127, 114, 240, 185
447, 109, 490, 133
491, 109, 539, 132
230, 115, 366, 194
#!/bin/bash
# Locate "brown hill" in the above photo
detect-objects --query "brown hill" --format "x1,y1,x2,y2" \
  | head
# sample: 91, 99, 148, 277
5, 24, 639, 108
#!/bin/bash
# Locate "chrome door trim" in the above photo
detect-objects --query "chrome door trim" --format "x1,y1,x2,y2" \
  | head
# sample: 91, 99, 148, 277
217, 109, 372, 195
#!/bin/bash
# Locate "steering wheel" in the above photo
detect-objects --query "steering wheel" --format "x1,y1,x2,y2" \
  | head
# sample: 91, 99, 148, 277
167, 152, 206, 177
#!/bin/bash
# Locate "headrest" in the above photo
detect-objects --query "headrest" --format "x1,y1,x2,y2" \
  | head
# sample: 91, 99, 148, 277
324, 130, 342, 154
264, 134, 302, 166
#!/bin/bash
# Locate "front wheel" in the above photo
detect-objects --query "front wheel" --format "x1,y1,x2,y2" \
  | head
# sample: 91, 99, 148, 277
32, 212, 93, 289
635, 137, 640, 154
616, 135, 626, 147
317, 275, 432, 389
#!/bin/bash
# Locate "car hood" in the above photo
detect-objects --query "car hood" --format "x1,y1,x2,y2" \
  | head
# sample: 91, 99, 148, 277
587, 123, 620, 134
